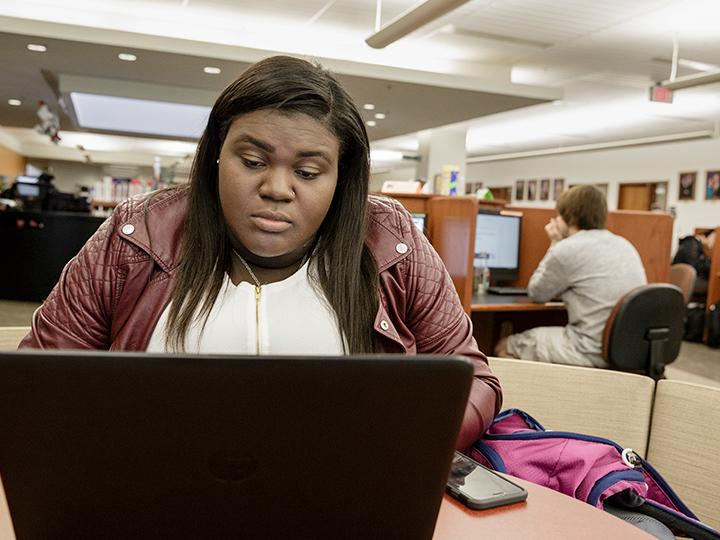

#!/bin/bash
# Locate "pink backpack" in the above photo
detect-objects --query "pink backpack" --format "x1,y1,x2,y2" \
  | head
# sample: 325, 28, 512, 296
470, 409, 720, 539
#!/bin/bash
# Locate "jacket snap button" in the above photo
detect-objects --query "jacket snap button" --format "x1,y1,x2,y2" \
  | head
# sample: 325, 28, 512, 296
395, 243, 408, 254
121, 224, 135, 235
380, 320, 389, 331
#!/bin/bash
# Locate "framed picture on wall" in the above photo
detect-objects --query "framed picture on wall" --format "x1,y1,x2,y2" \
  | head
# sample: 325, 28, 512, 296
678, 171, 696, 200
539, 178, 550, 200
515, 180, 525, 201
706, 170, 720, 200
553, 178, 564, 200
466, 181, 482, 195
527, 179, 537, 201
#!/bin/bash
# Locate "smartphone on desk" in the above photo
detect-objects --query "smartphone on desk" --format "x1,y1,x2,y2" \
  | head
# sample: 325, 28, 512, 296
446, 451, 528, 510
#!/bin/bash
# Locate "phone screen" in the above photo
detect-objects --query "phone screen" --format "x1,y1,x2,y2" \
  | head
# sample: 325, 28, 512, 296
447, 452, 527, 509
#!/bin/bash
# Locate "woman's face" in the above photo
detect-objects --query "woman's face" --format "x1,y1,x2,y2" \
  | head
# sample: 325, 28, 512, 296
218, 110, 340, 262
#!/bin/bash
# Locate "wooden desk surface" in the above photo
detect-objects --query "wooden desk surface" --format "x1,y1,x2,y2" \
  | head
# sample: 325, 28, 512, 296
434, 476, 654, 539
0, 475, 653, 539
471, 294, 566, 312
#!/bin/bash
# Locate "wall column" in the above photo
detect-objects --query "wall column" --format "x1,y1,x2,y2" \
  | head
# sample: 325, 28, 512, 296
416, 126, 467, 194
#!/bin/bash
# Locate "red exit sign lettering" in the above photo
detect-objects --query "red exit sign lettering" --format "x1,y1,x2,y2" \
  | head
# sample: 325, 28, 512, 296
650, 85, 674, 103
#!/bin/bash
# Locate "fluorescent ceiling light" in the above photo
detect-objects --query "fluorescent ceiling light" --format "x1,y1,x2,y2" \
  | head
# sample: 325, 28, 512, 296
26, 43, 47, 52
8, 99, 21, 106
678, 59, 720, 72
118, 53, 137, 61
366, 0, 471, 49
466, 131, 715, 162
70, 92, 210, 139
374, 113, 386, 119
203, 66, 221, 74
660, 71, 720, 91
363, 103, 375, 110
654, 57, 720, 73
366, 120, 377, 127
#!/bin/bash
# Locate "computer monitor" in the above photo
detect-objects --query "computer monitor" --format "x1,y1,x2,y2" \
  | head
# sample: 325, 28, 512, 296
14, 176, 48, 209
411, 212, 427, 234
15, 183, 40, 198
474, 210, 521, 282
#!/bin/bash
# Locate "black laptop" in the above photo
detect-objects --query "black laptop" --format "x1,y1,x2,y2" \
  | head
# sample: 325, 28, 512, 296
0, 351, 473, 539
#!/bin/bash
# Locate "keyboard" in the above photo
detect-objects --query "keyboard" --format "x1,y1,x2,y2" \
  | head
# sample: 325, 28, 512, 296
487, 286, 528, 296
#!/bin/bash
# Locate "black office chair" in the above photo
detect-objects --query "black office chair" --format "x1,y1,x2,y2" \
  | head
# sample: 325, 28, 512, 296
602, 284, 685, 381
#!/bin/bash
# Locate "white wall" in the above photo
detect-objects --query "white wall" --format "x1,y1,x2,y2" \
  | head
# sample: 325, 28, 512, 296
466, 137, 720, 241
26, 159, 103, 193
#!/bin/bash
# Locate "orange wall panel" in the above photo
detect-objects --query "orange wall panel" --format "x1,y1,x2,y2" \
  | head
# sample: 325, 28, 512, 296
0, 144, 25, 182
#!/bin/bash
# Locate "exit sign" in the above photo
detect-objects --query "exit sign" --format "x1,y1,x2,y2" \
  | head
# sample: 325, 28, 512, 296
650, 85, 674, 103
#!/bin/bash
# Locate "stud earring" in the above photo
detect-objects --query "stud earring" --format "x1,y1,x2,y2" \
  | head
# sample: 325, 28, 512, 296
216, 159, 220, 164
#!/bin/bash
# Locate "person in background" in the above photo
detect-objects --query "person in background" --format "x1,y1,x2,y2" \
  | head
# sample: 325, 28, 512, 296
673, 229, 715, 299
20, 55, 502, 450
700, 230, 716, 259
494, 185, 647, 368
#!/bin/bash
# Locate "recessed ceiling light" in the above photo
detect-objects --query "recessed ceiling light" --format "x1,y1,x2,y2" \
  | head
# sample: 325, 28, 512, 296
203, 66, 221, 74
374, 113, 386, 119
363, 103, 375, 110
27, 43, 47, 52
118, 53, 137, 62
366, 120, 377, 127
8, 99, 22, 106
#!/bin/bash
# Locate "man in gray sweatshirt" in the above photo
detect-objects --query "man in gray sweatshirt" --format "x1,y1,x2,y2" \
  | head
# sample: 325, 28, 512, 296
495, 185, 647, 368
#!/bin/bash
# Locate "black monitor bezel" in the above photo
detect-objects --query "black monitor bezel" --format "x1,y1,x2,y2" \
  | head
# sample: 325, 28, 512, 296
474, 209, 522, 283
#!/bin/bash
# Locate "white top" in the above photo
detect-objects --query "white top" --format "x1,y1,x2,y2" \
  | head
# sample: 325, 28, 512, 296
528, 229, 647, 358
146, 260, 346, 355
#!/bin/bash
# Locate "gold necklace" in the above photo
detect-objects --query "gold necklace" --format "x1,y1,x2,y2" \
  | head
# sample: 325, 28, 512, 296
232, 248, 262, 354
232, 249, 262, 288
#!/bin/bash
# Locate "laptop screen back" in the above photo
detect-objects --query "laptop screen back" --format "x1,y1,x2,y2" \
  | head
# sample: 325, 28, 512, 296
0, 352, 473, 539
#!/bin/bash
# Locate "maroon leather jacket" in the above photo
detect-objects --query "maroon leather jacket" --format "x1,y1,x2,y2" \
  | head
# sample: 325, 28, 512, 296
21, 188, 502, 449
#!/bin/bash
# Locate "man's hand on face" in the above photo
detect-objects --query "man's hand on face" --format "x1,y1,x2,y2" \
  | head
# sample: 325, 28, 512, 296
545, 216, 569, 245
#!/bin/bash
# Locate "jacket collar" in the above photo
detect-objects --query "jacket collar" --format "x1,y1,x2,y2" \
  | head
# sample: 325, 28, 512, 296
365, 195, 414, 272
118, 187, 189, 273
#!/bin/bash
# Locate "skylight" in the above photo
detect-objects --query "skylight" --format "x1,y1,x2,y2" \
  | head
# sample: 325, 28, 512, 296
70, 92, 210, 139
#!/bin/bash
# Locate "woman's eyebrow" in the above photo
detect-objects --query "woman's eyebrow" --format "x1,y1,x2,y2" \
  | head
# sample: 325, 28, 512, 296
235, 135, 274, 153
234, 135, 333, 164
297, 150, 334, 165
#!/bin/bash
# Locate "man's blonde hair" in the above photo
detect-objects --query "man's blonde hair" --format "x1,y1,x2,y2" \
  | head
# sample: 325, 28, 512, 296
556, 185, 607, 230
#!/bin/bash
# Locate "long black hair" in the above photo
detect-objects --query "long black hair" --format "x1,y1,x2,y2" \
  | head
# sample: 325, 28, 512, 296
165, 55, 381, 353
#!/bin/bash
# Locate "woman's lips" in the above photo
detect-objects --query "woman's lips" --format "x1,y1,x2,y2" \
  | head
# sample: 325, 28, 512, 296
251, 215, 292, 233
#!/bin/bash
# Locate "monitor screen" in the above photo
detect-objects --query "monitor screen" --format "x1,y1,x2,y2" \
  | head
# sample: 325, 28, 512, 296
411, 213, 426, 234
474, 211, 521, 282
16, 175, 39, 185
16, 183, 40, 198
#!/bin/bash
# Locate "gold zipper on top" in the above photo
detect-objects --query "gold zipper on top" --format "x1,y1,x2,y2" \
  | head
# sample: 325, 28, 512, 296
254, 285, 261, 355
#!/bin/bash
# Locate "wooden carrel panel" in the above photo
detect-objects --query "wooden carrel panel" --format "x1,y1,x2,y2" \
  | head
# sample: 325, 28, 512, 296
427, 197, 477, 312
606, 210, 673, 283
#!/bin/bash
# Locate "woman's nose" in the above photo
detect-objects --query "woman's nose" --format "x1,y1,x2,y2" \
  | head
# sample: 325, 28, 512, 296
258, 167, 295, 201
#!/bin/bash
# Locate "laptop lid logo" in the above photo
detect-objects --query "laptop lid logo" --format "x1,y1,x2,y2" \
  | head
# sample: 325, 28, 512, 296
208, 451, 257, 483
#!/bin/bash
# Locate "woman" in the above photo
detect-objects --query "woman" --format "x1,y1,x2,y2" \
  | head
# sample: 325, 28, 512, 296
21, 56, 501, 449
